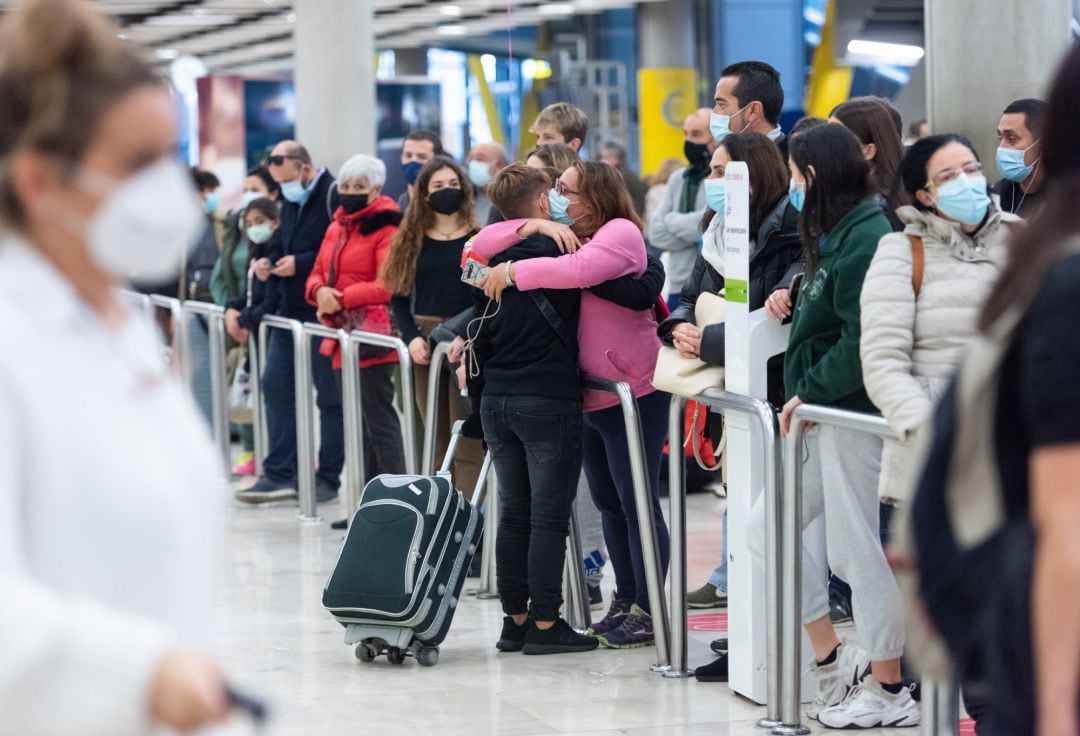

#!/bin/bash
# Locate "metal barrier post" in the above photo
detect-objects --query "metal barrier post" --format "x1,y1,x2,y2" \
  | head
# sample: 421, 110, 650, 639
563, 504, 592, 631
920, 679, 959, 736
258, 316, 318, 523
476, 467, 500, 599
346, 331, 418, 475
179, 302, 230, 473
422, 341, 451, 475
248, 334, 267, 477
149, 295, 186, 377
664, 395, 693, 678
583, 377, 671, 672
340, 333, 365, 519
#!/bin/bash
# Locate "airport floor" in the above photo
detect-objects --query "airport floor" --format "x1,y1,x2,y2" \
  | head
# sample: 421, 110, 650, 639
215, 487, 929, 736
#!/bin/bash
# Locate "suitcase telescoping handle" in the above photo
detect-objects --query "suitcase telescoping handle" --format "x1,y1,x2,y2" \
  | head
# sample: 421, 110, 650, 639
227, 684, 268, 731
439, 420, 466, 475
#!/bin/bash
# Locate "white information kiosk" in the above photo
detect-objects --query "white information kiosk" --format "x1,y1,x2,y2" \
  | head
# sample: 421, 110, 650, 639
722, 162, 818, 704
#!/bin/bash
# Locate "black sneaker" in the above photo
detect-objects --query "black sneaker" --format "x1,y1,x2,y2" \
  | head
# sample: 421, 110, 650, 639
522, 618, 600, 655
235, 477, 297, 505
695, 654, 728, 682
496, 616, 529, 652
315, 481, 339, 504
588, 583, 603, 610
710, 638, 729, 655
330, 518, 348, 530
829, 591, 853, 624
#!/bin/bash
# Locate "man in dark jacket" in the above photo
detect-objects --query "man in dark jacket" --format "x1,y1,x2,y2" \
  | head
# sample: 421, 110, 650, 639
237, 141, 343, 505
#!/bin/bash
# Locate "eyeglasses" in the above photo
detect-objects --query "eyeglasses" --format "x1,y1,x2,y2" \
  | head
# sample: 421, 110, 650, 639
925, 161, 983, 189
555, 179, 580, 198
268, 155, 302, 167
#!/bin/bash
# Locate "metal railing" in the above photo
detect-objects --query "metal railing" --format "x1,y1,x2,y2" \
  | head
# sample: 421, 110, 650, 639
667, 390, 784, 725
421, 341, 452, 475
563, 505, 592, 631
773, 404, 958, 736
582, 377, 671, 672
148, 294, 186, 378
179, 301, 231, 474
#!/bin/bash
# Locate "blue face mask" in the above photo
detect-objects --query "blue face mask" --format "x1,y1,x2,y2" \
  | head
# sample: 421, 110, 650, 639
280, 177, 309, 205
709, 103, 750, 143
203, 192, 218, 215
788, 179, 806, 212
240, 191, 261, 209
704, 178, 726, 214
403, 161, 424, 186
247, 222, 274, 245
547, 188, 578, 226
468, 160, 493, 188
995, 143, 1039, 182
935, 173, 991, 225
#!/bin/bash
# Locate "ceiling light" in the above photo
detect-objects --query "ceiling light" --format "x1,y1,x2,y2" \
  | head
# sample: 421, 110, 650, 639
145, 14, 237, 27
437, 24, 468, 36
287, 12, 297, 22
845, 39, 925, 67
538, 2, 575, 14
156, 48, 180, 60
440, 4, 462, 16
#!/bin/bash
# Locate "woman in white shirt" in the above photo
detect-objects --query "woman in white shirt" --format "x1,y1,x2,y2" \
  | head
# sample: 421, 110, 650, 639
0, 0, 229, 733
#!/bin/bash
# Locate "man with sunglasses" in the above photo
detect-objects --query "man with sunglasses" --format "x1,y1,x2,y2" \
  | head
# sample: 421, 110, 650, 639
236, 140, 344, 507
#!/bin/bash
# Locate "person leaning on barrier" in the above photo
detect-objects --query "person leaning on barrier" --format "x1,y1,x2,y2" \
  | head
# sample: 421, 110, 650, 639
460, 162, 598, 656
656, 133, 800, 667
0, 0, 231, 732
830, 97, 906, 231
306, 153, 406, 529
236, 140, 344, 506
381, 156, 486, 499
225, 197, 284, 345
213, 164, 281, 477
475, 161, 670, 650
901, 46, 1080, 736
761, 124, 920, 728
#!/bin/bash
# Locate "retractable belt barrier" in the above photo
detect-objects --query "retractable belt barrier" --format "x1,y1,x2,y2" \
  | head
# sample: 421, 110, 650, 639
771, 404, 958, 736
582, 376, 672, 672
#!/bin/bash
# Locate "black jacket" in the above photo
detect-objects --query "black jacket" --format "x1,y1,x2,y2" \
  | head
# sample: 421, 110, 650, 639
277, 169, 337, 318
226, 232, 283, 331
658, 196, 801, 365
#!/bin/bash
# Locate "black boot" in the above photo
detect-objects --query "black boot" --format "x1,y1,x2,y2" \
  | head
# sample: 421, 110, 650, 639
694, 654, 728, 682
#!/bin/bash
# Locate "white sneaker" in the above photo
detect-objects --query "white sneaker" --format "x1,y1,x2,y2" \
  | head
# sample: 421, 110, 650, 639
818, 674, 921, 729
806, 643, 871, 720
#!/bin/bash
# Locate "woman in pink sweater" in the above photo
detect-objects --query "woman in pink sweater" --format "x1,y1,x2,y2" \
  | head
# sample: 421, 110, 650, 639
474, 161, 670, 649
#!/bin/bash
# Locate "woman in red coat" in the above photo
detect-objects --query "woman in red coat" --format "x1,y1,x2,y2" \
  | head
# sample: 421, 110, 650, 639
307, 154, 406, 517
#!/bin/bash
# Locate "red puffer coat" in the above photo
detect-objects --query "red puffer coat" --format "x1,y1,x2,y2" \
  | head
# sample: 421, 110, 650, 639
305, 195, 402, 369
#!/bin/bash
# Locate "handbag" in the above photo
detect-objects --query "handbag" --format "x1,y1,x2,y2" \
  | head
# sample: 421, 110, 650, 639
651, 291, 726, 397
326, 304, 394, 360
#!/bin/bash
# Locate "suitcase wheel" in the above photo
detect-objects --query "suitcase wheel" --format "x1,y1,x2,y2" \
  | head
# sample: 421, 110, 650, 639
355, 640, 380, 662
387, 646, 407, 665
416, 646, 439, 667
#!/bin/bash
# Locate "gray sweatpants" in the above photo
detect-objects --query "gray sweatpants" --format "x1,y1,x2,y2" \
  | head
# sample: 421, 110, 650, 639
748, 425, 904, 661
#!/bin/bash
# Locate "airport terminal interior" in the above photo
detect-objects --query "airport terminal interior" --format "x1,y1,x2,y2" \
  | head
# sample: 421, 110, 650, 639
3, 0, 1080, 734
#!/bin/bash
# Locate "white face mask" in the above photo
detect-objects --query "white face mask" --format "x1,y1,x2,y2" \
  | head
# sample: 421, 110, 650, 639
81, 159, 204, 283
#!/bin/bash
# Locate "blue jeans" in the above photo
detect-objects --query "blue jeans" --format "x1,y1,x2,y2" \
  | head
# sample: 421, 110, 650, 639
707, 510, 728, 592
582, 389, 671, 613
261, 325, 344, 489
481, 395, 583, 621
187, 315, 212, 427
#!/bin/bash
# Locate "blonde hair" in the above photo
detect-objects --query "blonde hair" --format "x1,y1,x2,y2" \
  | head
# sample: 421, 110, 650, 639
530, 102, 589, 145
380, 156, 477, 296
0, 0, 160, 229
525, 143, 580, 174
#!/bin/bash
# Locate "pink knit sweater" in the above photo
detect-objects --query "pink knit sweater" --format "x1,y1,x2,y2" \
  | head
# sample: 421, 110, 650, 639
469, 218, 661, 411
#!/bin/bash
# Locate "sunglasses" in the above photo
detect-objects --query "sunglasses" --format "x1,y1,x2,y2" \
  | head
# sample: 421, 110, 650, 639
268, 154, 302, 167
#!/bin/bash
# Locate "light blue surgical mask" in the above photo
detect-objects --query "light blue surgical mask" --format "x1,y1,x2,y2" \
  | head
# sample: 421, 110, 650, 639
709, 103, 751, 143
281, 177, 310, 205
704, 178, 726, 214
247, 222, 274, 245
788, 179, 806, 212
468, 159, 493, 188
996, 142, 1040, 182
935, 173, 991, 225
547, 188, 578, 226
240, 191, 262, 209
203, 192, 218, 215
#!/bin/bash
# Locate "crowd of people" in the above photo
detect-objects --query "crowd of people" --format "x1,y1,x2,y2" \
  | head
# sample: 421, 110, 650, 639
2, 0, 1078, 732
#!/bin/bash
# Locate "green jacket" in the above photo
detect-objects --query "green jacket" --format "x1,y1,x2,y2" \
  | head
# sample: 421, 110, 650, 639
784, 198, 890, 412
210, 210, 249, 306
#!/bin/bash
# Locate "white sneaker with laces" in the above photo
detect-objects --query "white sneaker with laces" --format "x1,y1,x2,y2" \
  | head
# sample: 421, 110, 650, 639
806, 643, 871, 720
818, 674, 921, 729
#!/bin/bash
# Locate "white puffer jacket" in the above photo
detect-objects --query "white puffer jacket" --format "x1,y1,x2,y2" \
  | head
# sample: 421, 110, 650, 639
860, 205, 1016, 503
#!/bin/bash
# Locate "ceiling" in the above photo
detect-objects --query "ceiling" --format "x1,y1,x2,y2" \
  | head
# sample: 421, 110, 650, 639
0, 0, 661, 76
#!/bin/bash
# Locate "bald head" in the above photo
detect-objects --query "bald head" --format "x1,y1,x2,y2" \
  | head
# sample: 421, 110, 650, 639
268, 139, 313, 186
469, 142, 508, 168
683, 108, 716, 150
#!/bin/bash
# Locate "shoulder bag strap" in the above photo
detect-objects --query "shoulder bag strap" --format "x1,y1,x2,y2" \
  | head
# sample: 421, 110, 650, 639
908, 234, 925, 297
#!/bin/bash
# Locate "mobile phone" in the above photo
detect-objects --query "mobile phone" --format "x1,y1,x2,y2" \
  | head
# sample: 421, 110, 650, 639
461, 259, 490, 287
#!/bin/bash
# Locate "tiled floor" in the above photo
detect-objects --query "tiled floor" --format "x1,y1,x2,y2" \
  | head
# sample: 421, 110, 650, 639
213, 488, 919, 735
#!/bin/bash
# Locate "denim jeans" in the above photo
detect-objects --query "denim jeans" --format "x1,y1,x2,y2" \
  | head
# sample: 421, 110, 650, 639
481, 395, 583, 621
262, 326, 344, 489
187, 315, 212, 428
707, 510, 728, 592
582, 389, 671, 613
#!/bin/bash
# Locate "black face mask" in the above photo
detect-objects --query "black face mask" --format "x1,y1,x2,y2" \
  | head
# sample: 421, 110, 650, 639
339, 193, 369, 214
684, 140, 711, 165
428, 187, 465, 215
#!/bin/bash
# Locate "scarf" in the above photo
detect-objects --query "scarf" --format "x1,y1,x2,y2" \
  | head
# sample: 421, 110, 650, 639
701, 210, 725, 275
679, 158, 709, 213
